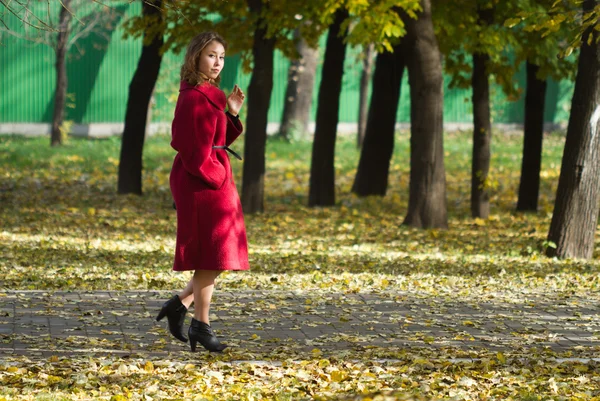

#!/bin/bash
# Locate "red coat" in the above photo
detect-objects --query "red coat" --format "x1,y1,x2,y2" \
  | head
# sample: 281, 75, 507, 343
169, 80, 249, 272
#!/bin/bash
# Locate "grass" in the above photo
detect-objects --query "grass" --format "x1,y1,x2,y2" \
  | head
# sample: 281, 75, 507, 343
1, 130, 600, 401
1, 129, 596, 293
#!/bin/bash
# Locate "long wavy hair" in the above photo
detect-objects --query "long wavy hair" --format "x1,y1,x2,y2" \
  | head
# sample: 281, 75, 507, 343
180, 32, 227, 86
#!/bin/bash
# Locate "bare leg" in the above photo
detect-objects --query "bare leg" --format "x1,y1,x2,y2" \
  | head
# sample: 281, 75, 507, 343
192, 269, 222, 324
177, 278, 194, 308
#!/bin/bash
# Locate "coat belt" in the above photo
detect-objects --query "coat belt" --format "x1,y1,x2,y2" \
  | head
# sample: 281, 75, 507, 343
212, 146, 242, 161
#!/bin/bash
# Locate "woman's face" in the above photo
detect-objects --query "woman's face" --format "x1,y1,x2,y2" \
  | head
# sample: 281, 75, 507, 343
198, 40, 225, 80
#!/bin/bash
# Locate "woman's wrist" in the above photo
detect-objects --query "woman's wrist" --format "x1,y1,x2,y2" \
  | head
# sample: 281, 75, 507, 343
226, 110, 239, 118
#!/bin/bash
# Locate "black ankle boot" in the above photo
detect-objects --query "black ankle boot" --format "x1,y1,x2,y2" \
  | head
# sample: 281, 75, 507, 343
189, 318, 227, 352
156, 295, 188, 342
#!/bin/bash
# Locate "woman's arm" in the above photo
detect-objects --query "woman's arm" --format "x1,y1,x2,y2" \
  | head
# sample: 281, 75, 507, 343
225, 111, 243, 146
225, 85, 245, 146
171, 92, 227, 189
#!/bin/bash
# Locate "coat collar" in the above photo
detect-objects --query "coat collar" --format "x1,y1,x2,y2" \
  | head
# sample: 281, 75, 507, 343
179, 80, 226, 110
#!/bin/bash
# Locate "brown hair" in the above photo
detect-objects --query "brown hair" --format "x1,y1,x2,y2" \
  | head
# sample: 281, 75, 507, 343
180, 32, 227, 86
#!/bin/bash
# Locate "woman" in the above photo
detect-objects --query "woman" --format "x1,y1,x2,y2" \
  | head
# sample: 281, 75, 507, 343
156, 32, 249, 353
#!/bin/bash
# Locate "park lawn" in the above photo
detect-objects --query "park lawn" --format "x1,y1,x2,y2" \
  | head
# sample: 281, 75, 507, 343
0, 130, 597, 295
1, 131, 599, 400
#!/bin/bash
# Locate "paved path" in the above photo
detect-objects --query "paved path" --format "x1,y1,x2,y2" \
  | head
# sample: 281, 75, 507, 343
1, 290, 599, 358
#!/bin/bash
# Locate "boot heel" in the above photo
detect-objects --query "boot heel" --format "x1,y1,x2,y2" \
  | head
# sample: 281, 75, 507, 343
188, 318, 227, 352
155, 295, 188, 342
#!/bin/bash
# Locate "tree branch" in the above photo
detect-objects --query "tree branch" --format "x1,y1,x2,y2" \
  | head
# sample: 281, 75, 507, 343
0, 0, 55, 31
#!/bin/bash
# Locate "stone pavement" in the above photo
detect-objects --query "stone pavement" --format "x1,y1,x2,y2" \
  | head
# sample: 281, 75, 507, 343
0, 290, 599, 359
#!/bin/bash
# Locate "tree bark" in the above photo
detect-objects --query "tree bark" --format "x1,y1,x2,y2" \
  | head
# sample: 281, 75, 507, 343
471, 51, 492, 218
357, 43, 375, 148
517, 61, 547, 212
278, 29, 318, 141
241, 0, 276, 213
117, 0, 163, 195
352, 45, 405, 196
547, 0, 600, 260
51, 0, 72, 147
308, 9, 349, 207
470, 6, 494, 218
401, 0, 447, 228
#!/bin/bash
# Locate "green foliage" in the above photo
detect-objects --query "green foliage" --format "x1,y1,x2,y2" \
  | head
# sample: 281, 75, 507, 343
121, 6, 167, 48
502, 0, 578, 82
122, 0, 319, 71
435, 0, 523, 98
58, 120, 74, 144
434, 0, 579, 105
120, 0, 423, 70
509, 0, 600, 59
342, 0, 421, 52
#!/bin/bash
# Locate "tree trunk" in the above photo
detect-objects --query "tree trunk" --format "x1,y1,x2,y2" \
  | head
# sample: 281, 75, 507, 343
401, 0, 447, 229
308, 9, 349, 207
471, 51, 492, 218
357, 43, 375, 148
547, 0, 600, 260
241, 0, 276, 213
517, 61, 547, 212
470, 6, 494, 218
278, 29, 318, 141
117, 0, 163, 195
51, 0, 72, 147
352, 45, 405, 196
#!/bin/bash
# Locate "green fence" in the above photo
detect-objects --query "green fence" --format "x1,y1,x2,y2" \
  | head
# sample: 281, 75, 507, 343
0, 2, 574, 126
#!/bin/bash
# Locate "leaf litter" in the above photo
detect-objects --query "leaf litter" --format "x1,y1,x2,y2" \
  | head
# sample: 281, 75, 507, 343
1, 133, 599, 399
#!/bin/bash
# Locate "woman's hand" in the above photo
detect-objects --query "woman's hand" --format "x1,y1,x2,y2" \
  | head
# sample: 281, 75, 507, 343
226, 84, 245, 117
